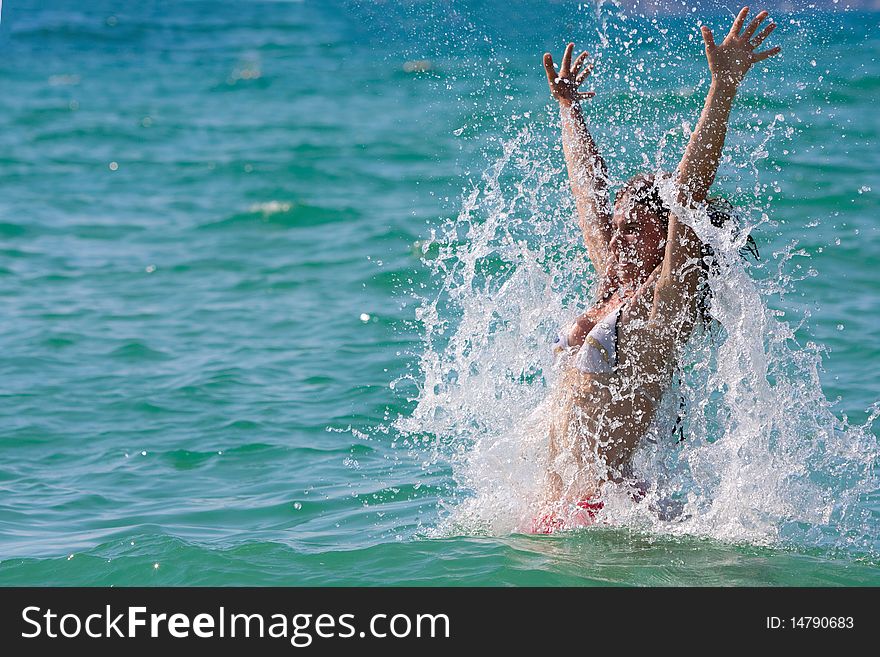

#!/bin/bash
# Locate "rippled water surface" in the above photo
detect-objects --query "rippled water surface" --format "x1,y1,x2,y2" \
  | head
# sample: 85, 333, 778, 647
1, 1, 878, 585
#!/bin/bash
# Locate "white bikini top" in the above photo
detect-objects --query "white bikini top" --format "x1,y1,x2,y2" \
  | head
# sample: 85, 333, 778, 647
553, 305, 624, 375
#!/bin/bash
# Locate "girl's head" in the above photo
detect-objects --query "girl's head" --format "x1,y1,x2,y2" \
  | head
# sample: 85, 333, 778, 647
609, 173, 669, 282
611, 172, 759, 322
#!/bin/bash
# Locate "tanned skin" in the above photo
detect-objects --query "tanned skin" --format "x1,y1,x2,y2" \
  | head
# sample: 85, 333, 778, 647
538, 7, 781, 511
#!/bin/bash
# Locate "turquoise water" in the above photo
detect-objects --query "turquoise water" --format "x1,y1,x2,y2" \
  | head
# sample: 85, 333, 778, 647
0, 0, 878, 586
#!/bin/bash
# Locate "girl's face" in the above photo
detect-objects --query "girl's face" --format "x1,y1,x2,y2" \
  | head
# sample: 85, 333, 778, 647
609, 190, 667, 282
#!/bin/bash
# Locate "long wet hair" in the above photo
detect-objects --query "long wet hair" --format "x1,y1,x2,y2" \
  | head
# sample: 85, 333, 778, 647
621, 173, 760, 442
620, 173, 759, 325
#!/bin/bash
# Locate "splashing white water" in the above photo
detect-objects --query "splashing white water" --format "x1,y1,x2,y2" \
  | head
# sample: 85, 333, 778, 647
400, 126, 877, 554
393, 2, 878, 557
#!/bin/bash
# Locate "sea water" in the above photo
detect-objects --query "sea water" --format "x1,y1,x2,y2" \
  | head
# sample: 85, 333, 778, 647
0, 0, 878, 586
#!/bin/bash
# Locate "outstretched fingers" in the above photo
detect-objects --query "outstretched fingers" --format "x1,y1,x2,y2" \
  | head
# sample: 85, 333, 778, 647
544, 43, 596, 101
752, 45, 781, 62
543, 53, 558, 84
575, 62, 594, 86
561, 42, 574, 75
701, 26, 716, 51
750, 22, 775, 48
741, 10, 768, 41
571, 50, 589, 76
728, 6, 750, 38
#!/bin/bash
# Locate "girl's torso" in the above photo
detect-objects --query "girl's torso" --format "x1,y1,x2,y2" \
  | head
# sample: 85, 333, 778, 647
551, 274, 675, 481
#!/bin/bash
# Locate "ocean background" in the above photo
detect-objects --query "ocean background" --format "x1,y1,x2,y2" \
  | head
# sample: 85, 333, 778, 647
0, 0, 878, 586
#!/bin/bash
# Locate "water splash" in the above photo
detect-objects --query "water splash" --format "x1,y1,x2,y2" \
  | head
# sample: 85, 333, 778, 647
391, 2, 878, 557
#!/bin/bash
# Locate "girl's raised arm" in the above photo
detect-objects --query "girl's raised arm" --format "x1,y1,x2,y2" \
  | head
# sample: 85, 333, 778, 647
651, 7, 780, 336
544, 44, 614, 276
676, 7, 779, 203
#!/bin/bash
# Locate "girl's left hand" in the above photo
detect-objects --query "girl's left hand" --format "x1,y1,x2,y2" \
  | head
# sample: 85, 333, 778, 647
702, 6, 781, 86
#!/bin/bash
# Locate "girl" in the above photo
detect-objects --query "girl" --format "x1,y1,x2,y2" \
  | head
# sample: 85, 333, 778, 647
534, 7, 780, 532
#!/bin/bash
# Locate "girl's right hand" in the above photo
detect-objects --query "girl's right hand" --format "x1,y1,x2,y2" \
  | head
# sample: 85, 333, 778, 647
543, 43, 595, 107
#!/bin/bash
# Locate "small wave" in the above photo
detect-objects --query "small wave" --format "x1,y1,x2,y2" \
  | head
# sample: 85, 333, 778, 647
162, 449, 220, 471
0, 222, 29, 238
197, 201, 359, 230
249, 200, 292, 216
109, 340, 171, 362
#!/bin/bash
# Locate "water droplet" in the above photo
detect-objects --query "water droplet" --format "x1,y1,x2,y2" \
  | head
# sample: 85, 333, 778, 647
837, 324, 845, 331
109, 161, 118, 171
360, 313, 371, 322
293, 502, 302, 510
